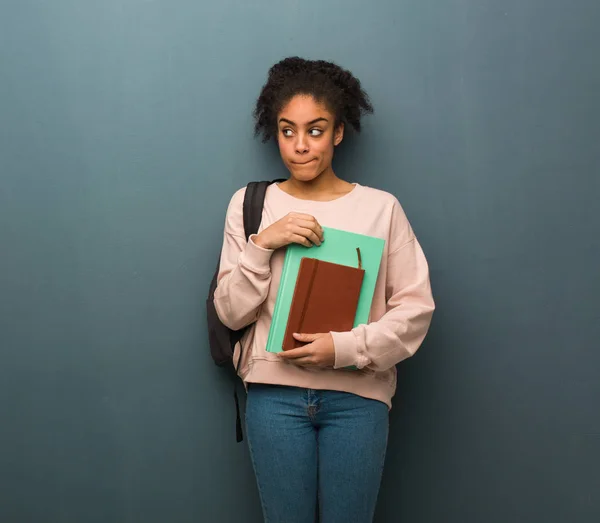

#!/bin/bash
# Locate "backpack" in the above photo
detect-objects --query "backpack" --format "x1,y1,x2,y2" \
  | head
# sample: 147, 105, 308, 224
206, 179, 285, 441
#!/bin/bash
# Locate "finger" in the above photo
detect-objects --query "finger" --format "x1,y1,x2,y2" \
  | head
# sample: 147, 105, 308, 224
279, 350, 317, 366
279, 347, 310, 360
294, 219, 320, 231
290, 234, 313, 248
293, 217, 321, 228
293, 333, 324, 343
291, 225, 322, 246
278, 347, 312, 359
300, 228, 322, 246
296, 221, 324, 243
290, 215, 324, 240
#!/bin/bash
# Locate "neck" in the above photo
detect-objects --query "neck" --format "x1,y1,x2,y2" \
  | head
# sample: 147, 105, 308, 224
282, 167, 354, 201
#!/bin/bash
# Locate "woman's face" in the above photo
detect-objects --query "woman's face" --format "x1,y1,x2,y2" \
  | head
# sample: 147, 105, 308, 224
276, 95, 344, 182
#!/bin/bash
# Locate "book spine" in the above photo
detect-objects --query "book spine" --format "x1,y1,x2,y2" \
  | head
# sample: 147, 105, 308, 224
265, 246, 292, 353
297, 259, 319, 335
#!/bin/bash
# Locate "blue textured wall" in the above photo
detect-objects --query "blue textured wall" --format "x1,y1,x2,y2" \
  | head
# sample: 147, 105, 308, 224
1, 1, 598, 521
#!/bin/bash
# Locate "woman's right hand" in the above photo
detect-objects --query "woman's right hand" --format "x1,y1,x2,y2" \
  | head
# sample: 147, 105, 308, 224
253, 213, 324, 250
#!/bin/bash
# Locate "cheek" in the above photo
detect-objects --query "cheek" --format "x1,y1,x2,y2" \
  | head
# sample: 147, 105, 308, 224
316, 140, 335, 159
277, 138, 291, 157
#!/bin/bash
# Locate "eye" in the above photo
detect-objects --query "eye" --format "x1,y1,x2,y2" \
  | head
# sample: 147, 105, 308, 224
282, 128, 294, 137
309, 128, 323, 137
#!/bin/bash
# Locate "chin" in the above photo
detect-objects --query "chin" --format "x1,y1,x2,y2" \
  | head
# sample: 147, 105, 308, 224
290, 172, 320, 183
287, 164, 324, 182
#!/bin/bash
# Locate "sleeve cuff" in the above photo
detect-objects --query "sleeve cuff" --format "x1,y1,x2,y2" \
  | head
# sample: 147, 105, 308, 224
239, 235, 274, 274
331, 330, 368, 369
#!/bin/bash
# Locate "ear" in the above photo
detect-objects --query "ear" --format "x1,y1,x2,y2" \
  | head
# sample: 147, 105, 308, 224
333, 123, 345, 146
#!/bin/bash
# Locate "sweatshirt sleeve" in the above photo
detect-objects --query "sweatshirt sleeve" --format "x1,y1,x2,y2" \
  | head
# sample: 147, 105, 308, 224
213, 189, 274, 331
330, 199, 435, 371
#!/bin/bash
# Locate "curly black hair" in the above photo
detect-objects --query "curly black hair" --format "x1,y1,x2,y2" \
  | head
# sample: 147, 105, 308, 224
253, 57, 373, 142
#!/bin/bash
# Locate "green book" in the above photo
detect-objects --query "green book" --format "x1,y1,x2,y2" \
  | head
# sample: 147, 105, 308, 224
265, 227, 385, 354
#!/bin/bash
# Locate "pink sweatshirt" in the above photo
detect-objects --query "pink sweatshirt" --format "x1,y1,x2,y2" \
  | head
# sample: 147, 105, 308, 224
214, 182, 435, 408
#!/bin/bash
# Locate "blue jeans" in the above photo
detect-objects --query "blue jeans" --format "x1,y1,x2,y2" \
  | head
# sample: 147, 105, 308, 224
245, 384, 389, 523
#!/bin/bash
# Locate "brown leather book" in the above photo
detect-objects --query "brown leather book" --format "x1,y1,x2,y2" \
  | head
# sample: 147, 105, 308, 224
282, 256, 365, 351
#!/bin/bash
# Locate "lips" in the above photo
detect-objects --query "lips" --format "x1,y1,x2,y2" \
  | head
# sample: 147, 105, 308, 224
293, 159, 316, 165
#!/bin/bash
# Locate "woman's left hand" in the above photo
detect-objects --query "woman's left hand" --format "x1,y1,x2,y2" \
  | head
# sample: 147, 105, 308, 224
277, 333, 336, 368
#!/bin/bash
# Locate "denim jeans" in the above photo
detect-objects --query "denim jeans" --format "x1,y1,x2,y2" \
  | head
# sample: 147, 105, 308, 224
245, 384, 389, 523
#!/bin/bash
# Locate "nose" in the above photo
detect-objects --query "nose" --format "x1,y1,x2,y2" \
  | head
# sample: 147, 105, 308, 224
295, 133, 309, 154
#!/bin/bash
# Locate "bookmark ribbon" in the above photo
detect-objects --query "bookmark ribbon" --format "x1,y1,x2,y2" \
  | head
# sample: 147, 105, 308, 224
356, 247, 362, 270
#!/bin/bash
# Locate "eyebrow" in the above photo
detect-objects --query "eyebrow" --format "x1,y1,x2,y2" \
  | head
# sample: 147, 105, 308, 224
278, 117, 329, 126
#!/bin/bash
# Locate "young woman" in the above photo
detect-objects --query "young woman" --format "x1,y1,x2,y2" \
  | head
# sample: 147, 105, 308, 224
214, 57, 435, 523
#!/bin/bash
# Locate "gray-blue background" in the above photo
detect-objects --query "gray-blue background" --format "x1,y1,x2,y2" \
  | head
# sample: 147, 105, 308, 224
1, 1, 598, 521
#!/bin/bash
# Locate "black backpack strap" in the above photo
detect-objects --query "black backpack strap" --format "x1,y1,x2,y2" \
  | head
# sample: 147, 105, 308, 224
233, 178, 285, 443
243, 180, 281, 240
